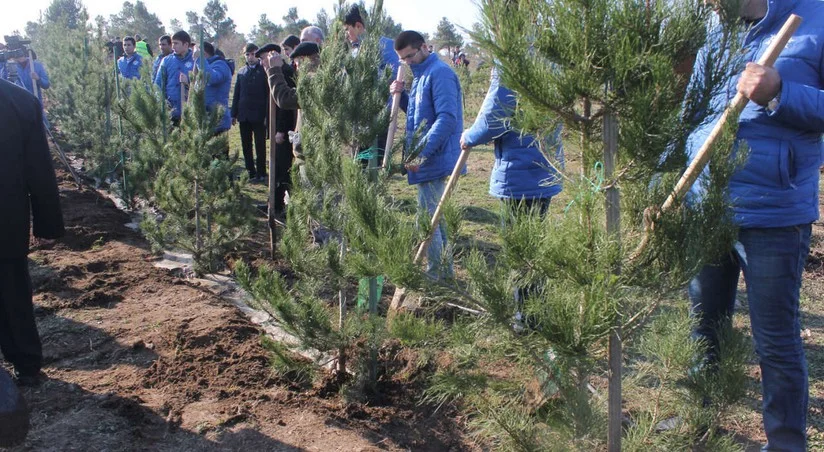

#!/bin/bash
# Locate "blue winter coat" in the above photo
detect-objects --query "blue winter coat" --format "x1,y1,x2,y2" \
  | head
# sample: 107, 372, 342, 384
686, 0, 824, 228
152, 54, 164, 80
154, 50, 194, 119
117, 53, 142, 80
401, 53, 464, 185
463, 69, 563, 200
0, 60, 50, 103
197, 55, 233, 132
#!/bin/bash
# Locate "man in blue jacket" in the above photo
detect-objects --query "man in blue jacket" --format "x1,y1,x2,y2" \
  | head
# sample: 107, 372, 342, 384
687, 0, 824, 449
117, 36, 142, 80
154, 30, 194, 126
193, 41, 232, 140
344, 5, 406, 167
152, 35, 172, 80
391, 31, 463, 280
1, 53, 49, 105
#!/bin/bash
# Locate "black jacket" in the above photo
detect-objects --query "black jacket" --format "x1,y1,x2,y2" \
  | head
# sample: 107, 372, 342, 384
231, 63, 270, 124
0, 80, 64, 258
275, 64, 297, 134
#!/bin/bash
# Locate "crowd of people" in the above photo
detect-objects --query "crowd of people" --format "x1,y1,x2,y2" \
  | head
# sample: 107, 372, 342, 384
2, 0, 823, 449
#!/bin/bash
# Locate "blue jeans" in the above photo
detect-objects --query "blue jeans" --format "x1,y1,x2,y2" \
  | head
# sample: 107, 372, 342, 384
689, 225, 811, 451
417, 178, 452, 279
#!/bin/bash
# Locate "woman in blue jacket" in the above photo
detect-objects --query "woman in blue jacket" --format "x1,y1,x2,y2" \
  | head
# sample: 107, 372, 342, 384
461, 67, 563, 329
461, 68, 563, 214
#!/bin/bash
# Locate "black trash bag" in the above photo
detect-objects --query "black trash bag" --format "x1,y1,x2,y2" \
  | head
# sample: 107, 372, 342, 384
0, 368, 30, 448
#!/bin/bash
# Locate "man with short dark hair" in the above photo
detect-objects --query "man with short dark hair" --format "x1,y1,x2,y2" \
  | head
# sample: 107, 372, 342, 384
390, 30, 463, 280
193, 42, 232, 151
152, 35, 172, 79
0, 79, 64, 388
280, 35, 300, 60
154, 30, 194, 125
117, 36, 142, 80
232, 43, 269, 180
343, 5, 405, 166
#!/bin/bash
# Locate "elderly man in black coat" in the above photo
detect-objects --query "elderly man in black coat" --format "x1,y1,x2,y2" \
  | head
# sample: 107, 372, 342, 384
0, 79, 64, 387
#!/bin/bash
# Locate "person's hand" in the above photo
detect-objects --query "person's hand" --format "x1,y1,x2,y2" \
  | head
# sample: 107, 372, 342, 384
390, 80, 404, 96
737, 62, 781, 106
179, 72, 189, 85
231, 118, 237, 126
460, 135, 471, 151
275, 132, 285, 144
192, 47, 200, 61
267, 52, 283, 69
30, 71, 40, 81
261, 54, 270, 70
404, 161, 420, 172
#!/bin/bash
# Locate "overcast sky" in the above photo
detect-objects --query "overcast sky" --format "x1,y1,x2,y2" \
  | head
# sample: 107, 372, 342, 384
2, 0, 481, 39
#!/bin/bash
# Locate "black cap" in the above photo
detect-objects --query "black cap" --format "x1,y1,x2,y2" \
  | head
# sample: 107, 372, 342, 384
244, 43, 259, 54
254, 43, 281, 58
281, 35, 300, 49
289, 42, 320, 59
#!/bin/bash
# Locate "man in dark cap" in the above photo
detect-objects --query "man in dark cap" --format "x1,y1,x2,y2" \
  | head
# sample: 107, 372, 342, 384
260, 42, 320, 182
231, 43, 269, 181
0, 79, 65, 387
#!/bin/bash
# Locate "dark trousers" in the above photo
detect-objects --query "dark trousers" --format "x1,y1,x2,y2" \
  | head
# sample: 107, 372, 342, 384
0, 258, 41, 375
274, 140, 294, 212
501, 197, 552, 312
239, 121, 267, 177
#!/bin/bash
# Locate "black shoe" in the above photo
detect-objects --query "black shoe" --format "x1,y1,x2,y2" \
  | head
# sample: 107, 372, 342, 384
13, 370, 45, 387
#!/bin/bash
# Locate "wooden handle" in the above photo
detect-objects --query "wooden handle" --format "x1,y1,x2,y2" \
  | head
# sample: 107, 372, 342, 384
413, 147, 470, 263
661, 14, 802, 212
382, 65, 407, 170
268, 77, 279, 258
632, 14, 803, 261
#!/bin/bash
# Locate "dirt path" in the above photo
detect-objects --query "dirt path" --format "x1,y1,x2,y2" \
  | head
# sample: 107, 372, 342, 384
3, 169, 469, 451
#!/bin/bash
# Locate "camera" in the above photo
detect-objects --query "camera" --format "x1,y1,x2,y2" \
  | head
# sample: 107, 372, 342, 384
0, 36, 32, 84
0, 35, 31, 62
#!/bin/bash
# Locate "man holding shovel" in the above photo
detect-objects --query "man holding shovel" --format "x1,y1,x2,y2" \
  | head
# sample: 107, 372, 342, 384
685, 0, 824, 449
390, 31, 464, 280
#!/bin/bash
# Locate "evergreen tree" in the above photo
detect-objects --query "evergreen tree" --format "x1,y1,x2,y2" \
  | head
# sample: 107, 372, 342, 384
185, 0, 236, 47
108, 1, 166, 46
408, 0, 753, 448
136, 71, 255, 275
237, 1, 431, 396
432, 17, 464, 51
282, 7, 311, 37
248, 14, 283, 46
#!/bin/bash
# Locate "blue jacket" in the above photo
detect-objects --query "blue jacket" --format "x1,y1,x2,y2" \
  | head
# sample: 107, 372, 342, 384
154, 50, 194, 119
401, 53, 464, 185
463, 69, 563, 200
1, 60, 50, 103
687, 0, 824, 228
117, 53, 142, 80
152, 54, 165, 80
197, 55, 232, 132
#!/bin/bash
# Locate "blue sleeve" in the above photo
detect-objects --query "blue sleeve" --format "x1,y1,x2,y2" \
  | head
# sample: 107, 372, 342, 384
381, 38, 409, 109
767, 79, 824, 133
462, 69, 511, 147
154, 58, 164, 87
201, 60, 230, 86
420, 70, 460, 159
35, 61, 50, 90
